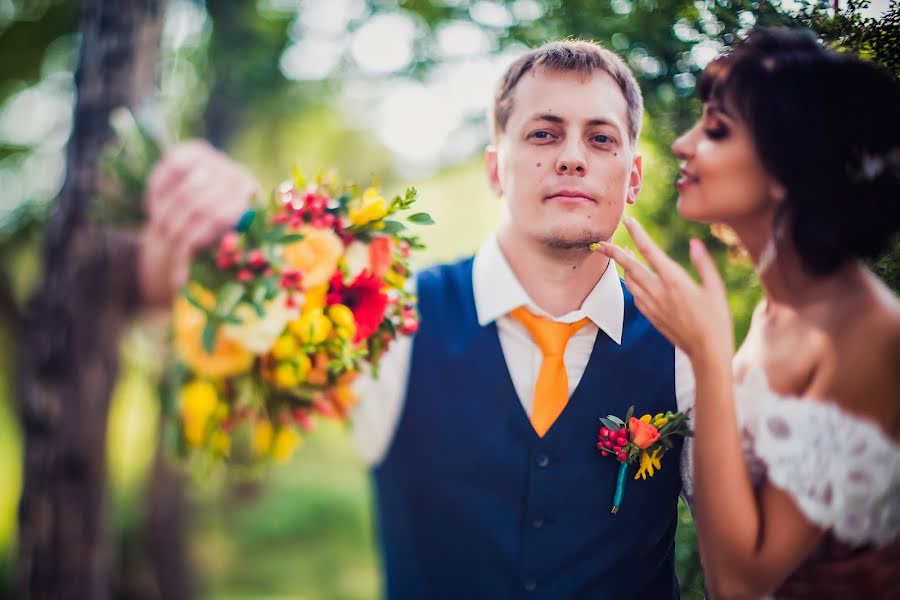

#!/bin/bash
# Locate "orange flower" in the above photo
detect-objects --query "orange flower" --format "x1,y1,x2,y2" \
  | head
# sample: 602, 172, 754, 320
282, 226, 343, 288
173, 286, 253, 379
628, 417, 660, 449
368, 236, 394, 278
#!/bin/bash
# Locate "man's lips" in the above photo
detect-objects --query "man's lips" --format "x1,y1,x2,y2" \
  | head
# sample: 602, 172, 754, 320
544, 190, 596, 202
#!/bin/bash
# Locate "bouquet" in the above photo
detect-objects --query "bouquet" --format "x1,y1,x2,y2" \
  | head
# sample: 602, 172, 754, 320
596, 406, 692, 513
172, 168, 431, 468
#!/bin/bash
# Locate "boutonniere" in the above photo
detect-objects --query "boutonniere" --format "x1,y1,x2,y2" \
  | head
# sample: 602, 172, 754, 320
597, 406, 692, 513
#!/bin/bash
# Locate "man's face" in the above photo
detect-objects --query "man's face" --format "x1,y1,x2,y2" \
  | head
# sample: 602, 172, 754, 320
487, 69, 642, 250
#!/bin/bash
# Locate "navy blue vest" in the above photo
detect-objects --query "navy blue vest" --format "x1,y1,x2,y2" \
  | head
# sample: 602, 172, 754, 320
373, 258, 682, 599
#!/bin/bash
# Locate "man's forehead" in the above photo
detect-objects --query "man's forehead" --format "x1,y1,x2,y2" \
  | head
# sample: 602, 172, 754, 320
508, 69, 629, 126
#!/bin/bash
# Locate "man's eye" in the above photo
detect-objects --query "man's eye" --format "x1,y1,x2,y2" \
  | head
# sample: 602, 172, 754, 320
531, 131, 553, 140
593, 134, 612, 143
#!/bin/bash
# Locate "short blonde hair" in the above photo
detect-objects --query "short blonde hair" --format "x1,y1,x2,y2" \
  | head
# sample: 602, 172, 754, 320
490, 39, 643, 145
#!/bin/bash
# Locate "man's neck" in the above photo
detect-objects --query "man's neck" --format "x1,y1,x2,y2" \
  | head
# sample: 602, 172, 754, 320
497, 227, 611, 318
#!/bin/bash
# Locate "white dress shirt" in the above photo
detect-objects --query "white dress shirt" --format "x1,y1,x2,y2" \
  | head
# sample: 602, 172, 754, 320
351, 232, 693, 466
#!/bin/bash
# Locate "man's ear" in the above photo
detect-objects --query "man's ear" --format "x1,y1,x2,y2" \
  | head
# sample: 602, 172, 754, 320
485, 145, 503, 197
626, 153, 643, 205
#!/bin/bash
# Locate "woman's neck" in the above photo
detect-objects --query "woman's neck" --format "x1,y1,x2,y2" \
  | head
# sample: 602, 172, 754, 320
497, 225, 612, 317
732, 216, 861, 312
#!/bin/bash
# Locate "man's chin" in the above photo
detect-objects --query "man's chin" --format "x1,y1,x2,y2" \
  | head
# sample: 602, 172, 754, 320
539, 229, 604, 251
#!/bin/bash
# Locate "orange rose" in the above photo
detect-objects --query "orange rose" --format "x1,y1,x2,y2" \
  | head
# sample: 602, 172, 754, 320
368, 236, 394, 278
173, 286, 254, 379
282, 226, 343, 288
628, 417, 660, 449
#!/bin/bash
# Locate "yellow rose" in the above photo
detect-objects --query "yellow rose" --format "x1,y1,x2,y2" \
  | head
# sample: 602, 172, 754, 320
282, 226, 343, 288
349, 187, 388, 226
173, 287, 254, 379
180, 380, 219, 446
272, 426, 302, 463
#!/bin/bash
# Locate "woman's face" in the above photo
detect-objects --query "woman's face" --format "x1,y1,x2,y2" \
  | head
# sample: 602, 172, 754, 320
672, 103, 783, 226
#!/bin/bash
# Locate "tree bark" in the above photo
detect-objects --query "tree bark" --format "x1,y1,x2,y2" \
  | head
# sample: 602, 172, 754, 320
16, 1, 165, 598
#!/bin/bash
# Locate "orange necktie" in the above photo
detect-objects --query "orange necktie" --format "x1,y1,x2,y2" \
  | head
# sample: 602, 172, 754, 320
509, 306, 590, 437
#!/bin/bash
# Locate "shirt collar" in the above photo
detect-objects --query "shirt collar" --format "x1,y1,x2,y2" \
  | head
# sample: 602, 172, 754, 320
472, 232, 624, 344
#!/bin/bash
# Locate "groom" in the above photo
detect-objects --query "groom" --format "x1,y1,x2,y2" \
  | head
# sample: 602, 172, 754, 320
139, 40, 894, 598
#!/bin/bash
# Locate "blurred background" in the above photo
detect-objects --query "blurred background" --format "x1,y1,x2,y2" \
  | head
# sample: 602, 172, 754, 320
0, 0, 897, 598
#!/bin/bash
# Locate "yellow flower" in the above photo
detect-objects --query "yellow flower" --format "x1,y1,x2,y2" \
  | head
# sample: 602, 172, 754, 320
303, 283, 328, 312
289, 308, 333, 345
173, 287, 254, 379
640, 414, 653, 423
634, 447, 663, 480
180, 380, 219, 446
253, 420, 273, 455
282, 226, 343, 288
271, 333, 299, 360
272, 426, 302, 463
274, 362, 300, 389
349, 187, 388, 226
327, 304, 356, 340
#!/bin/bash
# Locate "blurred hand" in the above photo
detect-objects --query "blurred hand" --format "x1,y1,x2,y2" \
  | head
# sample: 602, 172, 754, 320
596, 218, 734, 363
775, 536, 900, 599
139, 140, 258, 306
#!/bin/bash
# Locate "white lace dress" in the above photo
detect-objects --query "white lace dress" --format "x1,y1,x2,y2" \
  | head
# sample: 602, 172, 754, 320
679, 367, 900, 549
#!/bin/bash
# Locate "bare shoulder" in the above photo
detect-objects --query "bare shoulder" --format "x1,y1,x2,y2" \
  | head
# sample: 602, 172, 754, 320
824, 273, 900, 438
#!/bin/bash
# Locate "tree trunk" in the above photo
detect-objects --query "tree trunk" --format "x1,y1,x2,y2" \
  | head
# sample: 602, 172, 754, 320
16, 1, 165, 598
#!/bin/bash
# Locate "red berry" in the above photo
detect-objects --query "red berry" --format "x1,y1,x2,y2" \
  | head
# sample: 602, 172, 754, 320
400, 318, 419, 335
616, 452, 627, 461
601, 450, 609, 457
616, 436, 627, 447
597, 442, 604, 451
220, 231, 239, 254
613, 445, 622, 453
247, 249, 266, 269
603, 440, 613, 449
237, 269, 253, 283
599, 426, 609, 438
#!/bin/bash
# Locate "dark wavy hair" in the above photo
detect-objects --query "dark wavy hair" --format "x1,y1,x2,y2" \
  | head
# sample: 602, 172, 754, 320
700, 27, 900, 276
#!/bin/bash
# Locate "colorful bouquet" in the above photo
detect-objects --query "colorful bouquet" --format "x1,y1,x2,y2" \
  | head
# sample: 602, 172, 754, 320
172, 168, 431, 468
596, 406, 691, 513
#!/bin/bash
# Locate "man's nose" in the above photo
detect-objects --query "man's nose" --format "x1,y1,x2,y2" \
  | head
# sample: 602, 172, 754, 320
556, 140, 587, 175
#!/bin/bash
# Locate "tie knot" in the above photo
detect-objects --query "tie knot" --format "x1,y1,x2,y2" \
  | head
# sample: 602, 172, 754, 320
509, 306, 590, 357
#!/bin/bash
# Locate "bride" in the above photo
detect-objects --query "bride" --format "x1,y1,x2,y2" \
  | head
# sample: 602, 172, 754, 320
598, 28, 900, 599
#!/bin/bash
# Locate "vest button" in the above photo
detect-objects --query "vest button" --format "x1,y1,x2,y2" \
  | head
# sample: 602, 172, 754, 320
523, 578, 537, 592
531, 518, 544, 529
535, 453, 550, 468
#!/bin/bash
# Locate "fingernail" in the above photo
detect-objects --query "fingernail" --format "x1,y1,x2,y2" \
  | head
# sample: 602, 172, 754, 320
689, 239, 702, 253
624, 217, 635, 226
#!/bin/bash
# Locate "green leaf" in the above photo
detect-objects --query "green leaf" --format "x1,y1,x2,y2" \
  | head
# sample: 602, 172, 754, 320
599, 417, 621, 431
235, 209, 256, 233
181, 288, 209, 313
379, 220, 406, 234
624, 405, 635, 423
216, 282, 245, 317
277, 233, 304, 244
407, 212, 435, 225
202, 318, 220, 354
660, 437, 674, 449
608, 415, 625, 426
